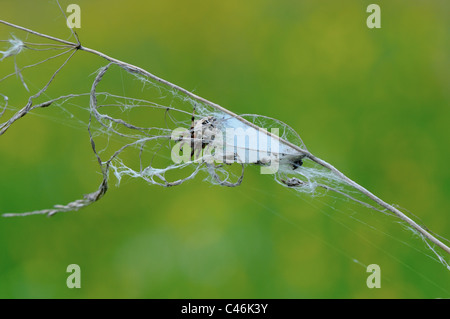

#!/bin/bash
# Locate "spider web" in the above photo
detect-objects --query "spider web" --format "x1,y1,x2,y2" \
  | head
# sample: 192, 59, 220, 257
1, 7, 450, 296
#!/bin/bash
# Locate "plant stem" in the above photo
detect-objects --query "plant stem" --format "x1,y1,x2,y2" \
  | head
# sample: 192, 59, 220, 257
1, 19, 449, 256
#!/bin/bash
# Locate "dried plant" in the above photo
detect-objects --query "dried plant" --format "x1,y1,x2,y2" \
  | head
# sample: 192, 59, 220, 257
1, 14, 449, 271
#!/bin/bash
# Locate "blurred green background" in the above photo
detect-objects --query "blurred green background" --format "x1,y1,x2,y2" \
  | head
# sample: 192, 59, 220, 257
1, 0, 449, 298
